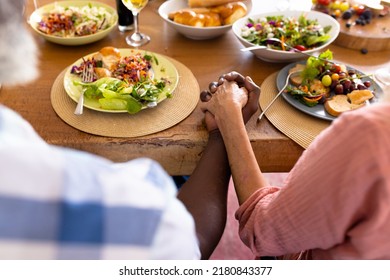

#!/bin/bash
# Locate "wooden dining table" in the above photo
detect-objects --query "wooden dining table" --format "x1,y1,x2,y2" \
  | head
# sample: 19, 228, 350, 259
2, 0, 389, 175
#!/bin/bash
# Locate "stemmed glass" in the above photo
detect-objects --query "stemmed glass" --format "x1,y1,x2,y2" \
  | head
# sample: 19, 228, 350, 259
374, 67, 390, 90
276, 0, 291, 11
121, 0, 150, 47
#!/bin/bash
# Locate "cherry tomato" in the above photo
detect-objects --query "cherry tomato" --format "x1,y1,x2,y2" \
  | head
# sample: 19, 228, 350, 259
294, 45, 307, 51
331, 73, 340, 81
331, 63, 342, 73
353, 4, 365, 15
318, 0, 331, 5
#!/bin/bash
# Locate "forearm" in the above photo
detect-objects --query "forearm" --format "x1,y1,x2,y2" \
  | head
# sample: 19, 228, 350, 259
177, 130, 231, 260
217, 109, 267, 205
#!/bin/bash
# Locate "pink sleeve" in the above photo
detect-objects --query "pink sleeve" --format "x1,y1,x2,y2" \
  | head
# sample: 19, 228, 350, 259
236, 106, 390, 258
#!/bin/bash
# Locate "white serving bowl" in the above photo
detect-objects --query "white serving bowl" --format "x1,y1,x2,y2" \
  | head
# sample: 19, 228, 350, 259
29, 1, 118, 46
232, 10, 340, 63
158, 0, 252, 40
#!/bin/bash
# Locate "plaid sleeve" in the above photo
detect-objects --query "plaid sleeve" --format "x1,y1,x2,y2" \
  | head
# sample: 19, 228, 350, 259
0, 144, 199, 259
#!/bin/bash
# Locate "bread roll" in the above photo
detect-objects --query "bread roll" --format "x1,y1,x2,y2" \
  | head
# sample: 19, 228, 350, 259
203, 12, 223, 26
169, 1, 246, 27
169, 9, 222, 27
211, 2, 247, 25
188, 0, 239, 8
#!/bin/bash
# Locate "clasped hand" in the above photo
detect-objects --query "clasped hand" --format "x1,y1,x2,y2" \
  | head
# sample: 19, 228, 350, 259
200, 71, 261, 132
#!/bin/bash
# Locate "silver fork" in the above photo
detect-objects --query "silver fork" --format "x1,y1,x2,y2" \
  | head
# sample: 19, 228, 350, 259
258, 71, 302, 121
241, 38, 335, 65
74, 63, 94, 115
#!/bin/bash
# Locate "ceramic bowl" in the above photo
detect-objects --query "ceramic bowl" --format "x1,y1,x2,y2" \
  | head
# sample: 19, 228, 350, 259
158, 0, 252, 40
29, 1, 118, 46
232, 10, 340, 62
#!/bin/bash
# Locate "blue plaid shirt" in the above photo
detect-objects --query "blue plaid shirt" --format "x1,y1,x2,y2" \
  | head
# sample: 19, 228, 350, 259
0, 105, 200, 259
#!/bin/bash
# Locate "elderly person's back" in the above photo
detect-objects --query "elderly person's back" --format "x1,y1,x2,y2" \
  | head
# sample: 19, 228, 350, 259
0, 0, 201, 260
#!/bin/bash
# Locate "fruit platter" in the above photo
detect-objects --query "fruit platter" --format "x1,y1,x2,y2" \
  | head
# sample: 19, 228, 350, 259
311, 0, 390, 51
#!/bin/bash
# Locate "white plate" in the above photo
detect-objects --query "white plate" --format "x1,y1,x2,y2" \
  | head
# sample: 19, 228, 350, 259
29, 1, 118, 46
277, 61, 383, 121
64, 49, 179, 113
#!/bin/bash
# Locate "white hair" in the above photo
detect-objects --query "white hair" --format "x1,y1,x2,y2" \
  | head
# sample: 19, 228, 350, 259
0, 0, 39, 86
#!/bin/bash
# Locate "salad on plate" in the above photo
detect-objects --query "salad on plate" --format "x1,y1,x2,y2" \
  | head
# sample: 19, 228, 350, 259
240, 13, 332, 51
37, 3, 114, 37
282, 49, 379, 118
65, 47, 178, 114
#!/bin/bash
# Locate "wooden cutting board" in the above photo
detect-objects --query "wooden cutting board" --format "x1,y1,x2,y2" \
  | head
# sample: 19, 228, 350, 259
334, 10, 390, 51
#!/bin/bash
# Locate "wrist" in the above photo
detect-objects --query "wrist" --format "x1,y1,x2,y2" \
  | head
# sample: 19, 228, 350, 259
208, 129, 223, 141
216, 108, 244, 132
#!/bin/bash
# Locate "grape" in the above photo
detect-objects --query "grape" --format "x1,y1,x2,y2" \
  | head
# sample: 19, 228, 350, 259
364, 81, 371, 87
318, 95, 326, 104
339, 72, 347, 79
335, 84, 344, 94
343, 80, 352, 89
342, 9, 353, 19
331, 73, 340, 81
322, 75, 332, 87
330, 80, 338, 89
357, 84, 367, 90
362, 9, 372, 20
340, 2, 350, 12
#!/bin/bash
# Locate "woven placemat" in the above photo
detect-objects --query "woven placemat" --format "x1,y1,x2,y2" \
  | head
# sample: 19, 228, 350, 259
51, 57, 199, 138
259, 72, 330, 149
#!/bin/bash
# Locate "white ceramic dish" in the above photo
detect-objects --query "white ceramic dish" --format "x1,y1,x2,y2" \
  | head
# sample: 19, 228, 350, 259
158, 0, 252, 40
232, 10, 340, 63
29, 1, 118, 46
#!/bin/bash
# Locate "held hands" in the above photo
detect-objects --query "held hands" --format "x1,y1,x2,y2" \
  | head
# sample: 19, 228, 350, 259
200, 71, 260, 132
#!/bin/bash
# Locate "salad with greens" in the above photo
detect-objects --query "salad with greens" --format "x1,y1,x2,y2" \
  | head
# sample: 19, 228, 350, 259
74, 77, 169, 114
285, 49, 375, 108
38, 3, 114, 37
240, 14, 332, 51
71, 50, 172, 114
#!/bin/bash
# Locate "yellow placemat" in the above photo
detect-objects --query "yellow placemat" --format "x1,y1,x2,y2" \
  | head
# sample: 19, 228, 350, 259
51, 57, 199, 138
259, 72, 330, 149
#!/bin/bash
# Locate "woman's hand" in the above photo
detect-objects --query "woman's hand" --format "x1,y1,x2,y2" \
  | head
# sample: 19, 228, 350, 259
200, 79, 248, 120
200, 71, 260, 132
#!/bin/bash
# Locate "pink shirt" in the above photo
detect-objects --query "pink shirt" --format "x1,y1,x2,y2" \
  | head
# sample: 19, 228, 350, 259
236, 102, 390, 259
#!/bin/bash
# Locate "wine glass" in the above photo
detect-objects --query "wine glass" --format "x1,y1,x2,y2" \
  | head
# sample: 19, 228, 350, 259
121, 0, 150, 47
374, 67, 390, 89
276, 0, 290, 11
